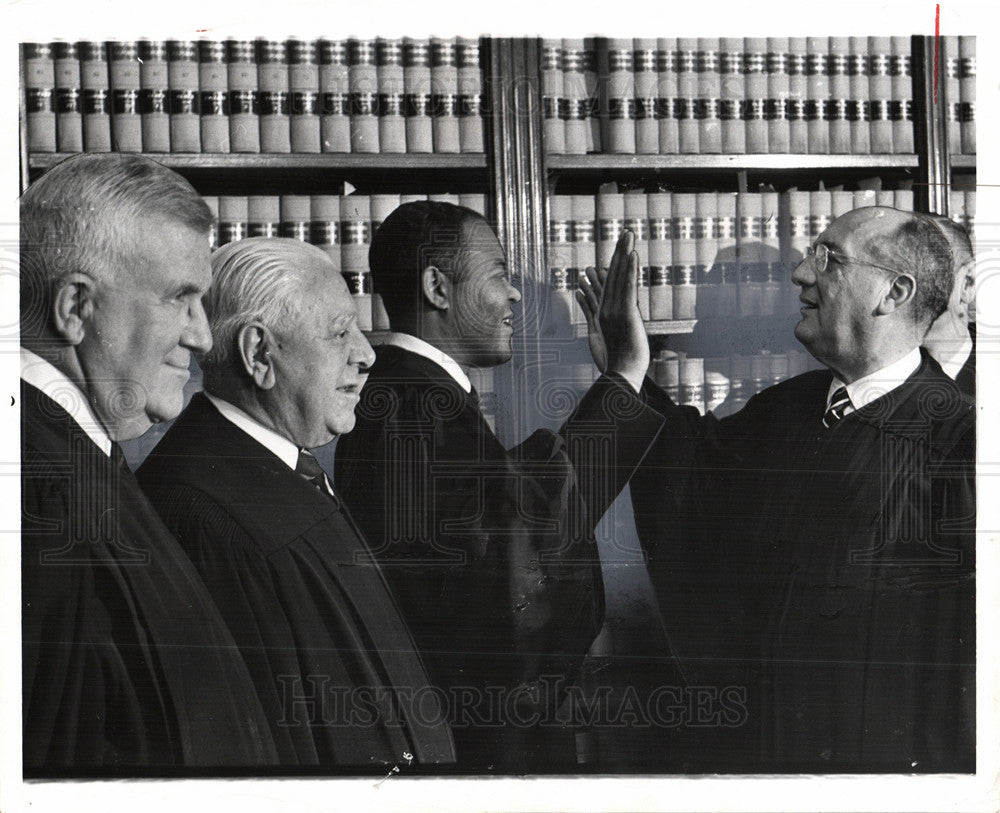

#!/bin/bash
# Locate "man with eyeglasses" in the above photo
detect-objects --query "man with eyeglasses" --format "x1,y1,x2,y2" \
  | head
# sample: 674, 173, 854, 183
617, 206, 974, 772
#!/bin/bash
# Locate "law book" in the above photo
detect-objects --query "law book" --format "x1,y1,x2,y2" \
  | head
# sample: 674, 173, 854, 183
541, 39, 565, 155
257, 39, 291, 153
376, 38, 406, 154
458, 193, 487, 217
647, 192, 673, 320
726, 354, 751, 412
695, 192, 719, 318
787, 349, 809, 378
23, 42, 56, 153
875, 189, 895, 207
346, 38, 378, 153
370, 193, 401, 330
571, 195, 596, 327
676, 38, 699, 153
810, 190, 833, 247
853, 189, 877, 208
625, 191, 650, 320
787, 37, 808, 153
671, 193, 697, 320
457, 37, 484, 153
549, 195, 577, 329
744, 38, 769, 153
583, 38, 602, 152
766, 38, 790, 154
717, 192, 738, 318
288, 38, 321, 154
784, 191, 812, 314
399, 194, 427, 204
960, 36, 975, 154
279, 195, 311, 242
218, 196, 249, 246
54, 41, 83, 153
760, 192, 781, 316
893, 189, 913, 212
403, 38, 433, 153
633, 38, 658, 154
849, 36, 871, 153
805, 37, 830, 154
767, 353, 789, 389
704, 359, 731, 414
79, 41, 112, 151
226, 40, 260, 153
198, 40, 230, 153
596, 191, 625, 271
431, 37, 460, 153
717, 38, 744, 154
749, 353, 770, 396
202, 196, 220, 250
828, 37, 851, 154
830, 190, 854, 224
166, 40, 201, 152
340, 195, 373, 330
604, 38, 636, 154
942, 36, 961, 156
868, 37, 893, 153
890, 36, 914, 154
138, 40, 169, 152
697, 38, 722, 154
427, 193, 460, 205
737, 192, 762, 317
108, 41, 141, 151
656, 39, 680, 154
561, 38, 589, 155
310, 195, 341, 268
247, 196, 280, 238
679, 356, 705, 413
964, 189, 975, 236
318, 39, 350, 153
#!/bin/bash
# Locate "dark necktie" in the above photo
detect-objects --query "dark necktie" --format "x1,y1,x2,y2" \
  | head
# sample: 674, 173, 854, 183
467, 384, 480, 412
295, 449, 339, 507
110, 441, 130, 471
823, 386, 852, 428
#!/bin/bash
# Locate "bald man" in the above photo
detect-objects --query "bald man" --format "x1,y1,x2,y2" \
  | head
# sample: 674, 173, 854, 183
621, 207, 974, 771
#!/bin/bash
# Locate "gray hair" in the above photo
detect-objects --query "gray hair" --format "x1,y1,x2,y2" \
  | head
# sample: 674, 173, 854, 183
20, 153, 212, 338
201, 237, 334, 371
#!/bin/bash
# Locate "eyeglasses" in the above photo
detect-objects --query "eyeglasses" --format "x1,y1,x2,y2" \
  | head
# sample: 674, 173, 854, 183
804, 243, 904, 277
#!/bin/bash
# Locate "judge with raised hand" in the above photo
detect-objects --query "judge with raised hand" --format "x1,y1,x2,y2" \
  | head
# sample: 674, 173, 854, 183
334, 201, 664, 771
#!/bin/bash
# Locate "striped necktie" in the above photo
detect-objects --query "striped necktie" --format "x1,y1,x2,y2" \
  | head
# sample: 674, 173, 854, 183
295, 449, 339, 507
823, 385, 852, 428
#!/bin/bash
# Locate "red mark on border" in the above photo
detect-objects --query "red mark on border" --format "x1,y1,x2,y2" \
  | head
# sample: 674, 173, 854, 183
933, 4, 940, 102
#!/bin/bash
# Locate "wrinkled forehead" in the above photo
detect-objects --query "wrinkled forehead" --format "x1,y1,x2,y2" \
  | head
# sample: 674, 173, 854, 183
820, 206, 907, 255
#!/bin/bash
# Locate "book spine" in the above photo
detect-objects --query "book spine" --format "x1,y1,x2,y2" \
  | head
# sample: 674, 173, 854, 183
849, 37, 871, 153
23, 43, 56, 153
960, 36, 975, 155
289, 38, 321, 154
695, 191, 719, 318
457, 38, 484, 153
805, 36, 830, 154
376, 38, 406, 154
458, 193, 487, 217
944, 36, 962, 156
868, 37, 893, 153
571, 195, 596, 326
427, 193, 460, 205
787, 38, 808, 153
828, 37, 851, 154
247, 195, 280, 238
370, 193, 401, 330
891, 36, 914, 154
549, 195, 578, 329
783, 191, 809, 314
679, 356, 705, 413
562, 39, 589, 155
403, 38, 433, 153
227, 40, 260, 153
340, 195, 373, 330
203, 196, 220, 250
720, 38, 745, 154
875, 189, 895, 206
257, 39, 291, 153
348, 38, 379, 153
893, 189, 914, 211
633, 38, 658, 154
79, 41, 112, 151
760, 192, 781, 316
852, 188, 877, 208
138, 41, 169, 152
108, 41, 141, 151
625, 191, 651, 319
656, 39, 679, 154
310, 195, 342, 268
167, 40, 201, 152
810, 191, 833, 253
737, 192, 761, 317
704, 359, 731, 415
541, 40, 566, 155
717, 192, 738, 318
647, 193, 673, 320
697, 38, 722, 153
605, 38, 635, 154
280, 195, 312, 245
318, 39, 350, 153
199, 40, 230, 153
431, 37, 460, 153
744, 38, 769, 153
830, 190, 853, 220
672, 193, 697, 319
653, 350, 680, 401
676, 38, 699, 153
765, 39, 789, 153
54, 41, 83, 153
583, 39, 601, 152
217, 195, 248, 246
596, 191, 625, 272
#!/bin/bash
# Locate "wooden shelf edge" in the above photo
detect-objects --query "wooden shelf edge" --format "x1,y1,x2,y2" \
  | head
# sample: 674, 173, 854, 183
574, 319, 696, 339
547, 154, 920, 171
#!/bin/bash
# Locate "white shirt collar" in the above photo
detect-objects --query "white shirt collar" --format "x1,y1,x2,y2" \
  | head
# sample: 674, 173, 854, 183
933, 334, 973, 381
204, 392, 300, 470
21, 347, 113, 457
827, 347, 922, 412
382, 332, 472, 394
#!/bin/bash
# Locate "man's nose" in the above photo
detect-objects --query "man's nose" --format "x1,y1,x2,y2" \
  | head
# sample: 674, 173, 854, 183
183, 297, 213, 354
790, 255, 815, 288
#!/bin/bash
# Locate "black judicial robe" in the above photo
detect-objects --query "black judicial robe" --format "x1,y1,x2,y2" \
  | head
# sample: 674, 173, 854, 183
954, 323, 975, 398
631, 351, 975, 772
21, 381, 278, 773
137, 394, 456, 769
334, 345, 666, 769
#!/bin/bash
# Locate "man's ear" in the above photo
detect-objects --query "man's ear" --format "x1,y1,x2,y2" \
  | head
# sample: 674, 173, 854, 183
421, 266, 451, 310
877, 273, 917, 315
237, 322, 277, 390
52, 273, 96, 345
958, 261, 976, 309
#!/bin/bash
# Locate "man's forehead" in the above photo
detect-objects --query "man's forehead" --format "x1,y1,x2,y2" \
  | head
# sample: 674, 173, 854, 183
822, 206, 905, 249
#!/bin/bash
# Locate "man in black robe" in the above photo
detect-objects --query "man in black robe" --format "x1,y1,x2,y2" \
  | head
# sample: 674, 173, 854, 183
138, 237, 456, 769
334, 202, 665, 770
620, 207, 975, 771
20, 153, 277, 772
